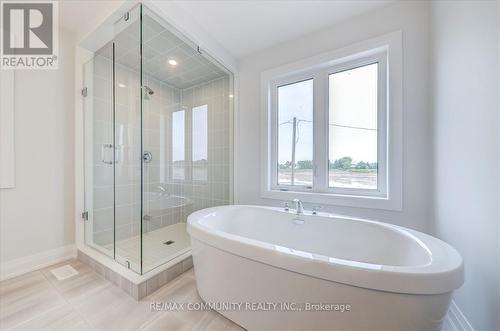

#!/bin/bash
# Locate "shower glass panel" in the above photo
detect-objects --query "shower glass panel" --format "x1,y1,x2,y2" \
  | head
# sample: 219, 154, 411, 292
112, 5, 142, 273
83, 44, 115, 260
141, 8, 193, 273
140, 6, 233, 273
83, 4, 233, 275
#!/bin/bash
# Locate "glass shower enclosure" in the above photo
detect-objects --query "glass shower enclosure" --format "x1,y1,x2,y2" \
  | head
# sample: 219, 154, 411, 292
82, 4, 233, 274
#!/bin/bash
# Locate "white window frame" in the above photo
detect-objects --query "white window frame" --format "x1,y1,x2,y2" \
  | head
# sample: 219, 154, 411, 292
170, 108, 187, 182
191, 104, 209, 182
260, 31, 402, 210
169, 104, 210, 184
270, 74, 315, 192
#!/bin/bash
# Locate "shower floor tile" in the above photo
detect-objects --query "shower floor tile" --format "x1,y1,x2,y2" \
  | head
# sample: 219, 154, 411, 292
106, 223, 191, 272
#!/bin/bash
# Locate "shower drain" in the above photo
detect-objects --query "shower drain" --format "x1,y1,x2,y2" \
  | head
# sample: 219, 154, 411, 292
164, 240, 175, 245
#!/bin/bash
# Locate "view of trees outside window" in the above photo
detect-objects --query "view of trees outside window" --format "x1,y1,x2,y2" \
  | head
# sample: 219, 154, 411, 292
329, 63, 378, 189
276, 63, 378, 190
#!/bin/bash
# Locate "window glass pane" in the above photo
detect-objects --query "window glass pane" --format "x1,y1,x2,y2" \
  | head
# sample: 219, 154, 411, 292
329, 63, 378, 189
277, 79, 313, 187
192, 105, 208, 181
172, 110, 185, 180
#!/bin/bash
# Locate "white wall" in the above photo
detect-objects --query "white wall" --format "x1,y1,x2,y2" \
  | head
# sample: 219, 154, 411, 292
0, 29, 76, 265
430, 1, 500, 330
0, 70, 15, 188
237, 1, 431, 231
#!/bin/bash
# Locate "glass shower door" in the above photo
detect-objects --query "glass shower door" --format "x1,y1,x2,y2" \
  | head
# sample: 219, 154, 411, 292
112, 5, 143, 273
83, 5, 143, 274
83, 44, 115, 259
83, 3, 233, 275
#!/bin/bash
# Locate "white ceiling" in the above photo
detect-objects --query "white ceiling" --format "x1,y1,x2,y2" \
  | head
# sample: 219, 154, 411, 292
169, 0, 394, 59
60, 0, 394, 60
59, 1, 123, 38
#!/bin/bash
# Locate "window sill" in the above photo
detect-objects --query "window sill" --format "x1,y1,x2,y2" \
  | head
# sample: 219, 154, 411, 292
260, 189, 402, 211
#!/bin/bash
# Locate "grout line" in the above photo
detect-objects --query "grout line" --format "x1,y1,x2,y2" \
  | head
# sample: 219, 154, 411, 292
2, 271, 67, 331
136, 272, 198, 330
39, 261, 104, 331
4, 268, 88, 331
5, 302, 68, 330
40, 263, 96, 331
3, 261, 207, 331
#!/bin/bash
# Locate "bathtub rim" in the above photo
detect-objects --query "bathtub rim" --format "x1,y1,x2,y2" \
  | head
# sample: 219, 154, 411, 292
187, 205, 464, 295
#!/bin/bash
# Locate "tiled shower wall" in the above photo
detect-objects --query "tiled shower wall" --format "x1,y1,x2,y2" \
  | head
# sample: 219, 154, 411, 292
91, 55, 182, 246
141, 75, 232, 233
90, 55, 231, 247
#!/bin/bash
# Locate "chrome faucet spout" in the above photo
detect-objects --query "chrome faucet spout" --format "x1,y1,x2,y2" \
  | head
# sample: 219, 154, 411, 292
293, 199, 304, 215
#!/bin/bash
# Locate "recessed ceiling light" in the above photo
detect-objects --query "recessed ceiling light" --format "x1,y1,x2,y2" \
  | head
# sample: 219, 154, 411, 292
229, 94, 234, 98
118, 83, 126, 88
168, 59, 177, 66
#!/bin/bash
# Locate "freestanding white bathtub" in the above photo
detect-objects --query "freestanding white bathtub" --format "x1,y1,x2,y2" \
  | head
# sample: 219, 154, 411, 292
187, 205, 463, 331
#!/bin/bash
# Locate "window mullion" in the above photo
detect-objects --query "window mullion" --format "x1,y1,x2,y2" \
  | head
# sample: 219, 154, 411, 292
313, 71, 328, 193
269, 83, 278, 190
377, 57, 388, 196
186, 107, 193, 181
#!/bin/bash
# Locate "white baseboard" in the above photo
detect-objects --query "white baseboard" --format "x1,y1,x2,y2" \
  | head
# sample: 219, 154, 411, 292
0, 244, 77, 281
442, 300, 475, 331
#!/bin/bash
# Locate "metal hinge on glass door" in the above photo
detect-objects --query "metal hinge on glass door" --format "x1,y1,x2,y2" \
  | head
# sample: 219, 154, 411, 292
81, 87, 88, 97
81, 211, 88, 221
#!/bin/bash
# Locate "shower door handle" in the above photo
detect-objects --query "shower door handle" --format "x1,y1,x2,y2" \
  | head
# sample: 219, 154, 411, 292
101, 144, 113, 165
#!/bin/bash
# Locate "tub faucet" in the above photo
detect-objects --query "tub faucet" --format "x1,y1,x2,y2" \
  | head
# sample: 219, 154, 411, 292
293, 199, 304, 215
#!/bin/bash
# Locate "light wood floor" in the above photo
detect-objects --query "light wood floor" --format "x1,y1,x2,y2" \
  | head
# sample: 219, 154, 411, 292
0, 259, 245, 331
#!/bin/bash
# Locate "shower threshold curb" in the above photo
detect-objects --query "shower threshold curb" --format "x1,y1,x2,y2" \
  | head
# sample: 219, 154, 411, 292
77, 249, 193, 300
